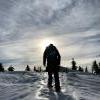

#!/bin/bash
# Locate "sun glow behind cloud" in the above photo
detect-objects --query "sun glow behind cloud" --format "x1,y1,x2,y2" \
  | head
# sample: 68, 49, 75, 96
40, 38, 56, 51
0, 0, 100, 70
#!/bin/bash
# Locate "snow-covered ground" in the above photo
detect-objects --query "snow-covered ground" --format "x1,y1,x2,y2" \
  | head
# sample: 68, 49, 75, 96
0, 71, 100, 100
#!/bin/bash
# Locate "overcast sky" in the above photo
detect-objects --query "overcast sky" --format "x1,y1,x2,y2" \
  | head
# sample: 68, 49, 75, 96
0, 0, 100, 70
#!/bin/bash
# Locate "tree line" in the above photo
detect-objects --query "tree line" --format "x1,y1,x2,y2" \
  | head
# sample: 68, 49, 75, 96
0, 63, 42, 72
0, 59, 100, 74
71, 58, 100, 74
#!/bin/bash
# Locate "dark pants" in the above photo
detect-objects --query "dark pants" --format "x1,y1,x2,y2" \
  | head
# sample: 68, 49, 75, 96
48, 71, 60, 91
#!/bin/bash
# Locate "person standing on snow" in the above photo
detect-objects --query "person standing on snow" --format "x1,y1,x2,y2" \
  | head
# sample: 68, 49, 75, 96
43, 44, 61, 92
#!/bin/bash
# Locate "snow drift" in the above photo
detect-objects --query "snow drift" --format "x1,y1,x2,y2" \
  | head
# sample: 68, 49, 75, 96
0, 72, 100, 100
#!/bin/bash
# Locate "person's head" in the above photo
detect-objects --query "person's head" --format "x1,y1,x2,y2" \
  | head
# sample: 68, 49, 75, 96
49, 44, 54, 47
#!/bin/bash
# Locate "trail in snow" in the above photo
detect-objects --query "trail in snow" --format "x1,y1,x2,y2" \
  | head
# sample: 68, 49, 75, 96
0, 72, 100, 100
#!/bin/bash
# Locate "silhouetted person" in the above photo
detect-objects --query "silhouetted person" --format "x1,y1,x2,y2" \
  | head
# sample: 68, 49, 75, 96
43, 44, 61, 92
8, 65, 14, 72
25, 65, 31, 71
0, 63, 4, 72
71, 58, 77, 70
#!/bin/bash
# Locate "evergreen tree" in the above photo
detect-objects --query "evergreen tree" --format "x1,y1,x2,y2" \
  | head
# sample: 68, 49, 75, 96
0, 63, 4, 72
25, 65, 31, 71
8, 66, 14, 72
34, 66, 36, 71
71, 58, 77, 70
78, 66, 83, 72
92, 60, 99, 74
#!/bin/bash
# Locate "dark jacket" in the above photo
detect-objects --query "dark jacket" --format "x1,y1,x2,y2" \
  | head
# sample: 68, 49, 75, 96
43, 44, 61, 72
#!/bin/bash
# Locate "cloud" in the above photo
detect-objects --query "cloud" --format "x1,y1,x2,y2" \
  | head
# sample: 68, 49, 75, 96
1, 0, 100, 37
0, 0, 100, 68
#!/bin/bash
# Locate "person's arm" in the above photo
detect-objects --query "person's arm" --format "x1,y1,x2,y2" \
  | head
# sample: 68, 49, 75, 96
55, 47, 61, 65
43, 48, 47, 66
58, 51, 61, 65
